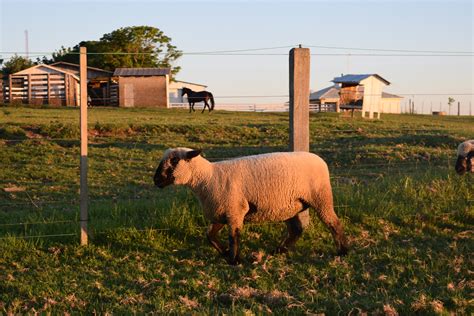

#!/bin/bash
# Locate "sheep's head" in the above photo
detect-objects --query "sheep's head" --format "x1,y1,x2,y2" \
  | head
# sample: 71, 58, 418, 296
153, 148, 202, 188
455, 152, 473, 175
455, 141, 474, 175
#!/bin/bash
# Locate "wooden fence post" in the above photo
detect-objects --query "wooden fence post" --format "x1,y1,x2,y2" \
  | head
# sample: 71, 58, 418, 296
27, 74, 32, 105
79, 47, 88, 246
47, 73, 51, 105
289, 46, 311, 228
8, 74, 12, 104
289, 47, 310, 152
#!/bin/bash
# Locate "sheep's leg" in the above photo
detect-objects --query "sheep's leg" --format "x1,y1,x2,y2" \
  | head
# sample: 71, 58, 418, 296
314, 204, 348, 256
227, 226, 242, 265
206, 223, 226, 255
276, 212, 306, 254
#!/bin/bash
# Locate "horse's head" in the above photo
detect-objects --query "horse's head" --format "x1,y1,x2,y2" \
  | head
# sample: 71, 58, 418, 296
181, 88, 190, 96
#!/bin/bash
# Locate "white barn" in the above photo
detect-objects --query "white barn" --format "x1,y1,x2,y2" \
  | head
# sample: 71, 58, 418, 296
310, 76, 403, 117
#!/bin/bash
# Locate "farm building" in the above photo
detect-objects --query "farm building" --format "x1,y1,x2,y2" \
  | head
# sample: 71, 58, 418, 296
1, 63, 208, 108
113, 68, 171, 107
310, 74, 403, 117
168, 80, 208, 105
2, 62, 113, 106
52, 62, 113, 106
309, 85, 340, 112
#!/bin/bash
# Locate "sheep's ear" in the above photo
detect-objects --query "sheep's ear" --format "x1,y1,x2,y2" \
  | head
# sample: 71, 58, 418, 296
185, 149, 202, 160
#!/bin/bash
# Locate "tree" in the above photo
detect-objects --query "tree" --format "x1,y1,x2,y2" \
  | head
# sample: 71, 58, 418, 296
45, 26, 182, 77
2, 55, 35, 76
448, 97, 455, 115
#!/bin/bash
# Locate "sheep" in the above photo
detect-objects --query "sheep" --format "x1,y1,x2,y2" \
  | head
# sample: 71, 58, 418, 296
455, 140, 474, 175
153, 147, 348, 265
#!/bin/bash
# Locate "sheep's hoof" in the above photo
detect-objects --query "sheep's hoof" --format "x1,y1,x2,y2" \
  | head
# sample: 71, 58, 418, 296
226, 255, 241, 265
337, 246, 349, 256
227, 258, 241, 266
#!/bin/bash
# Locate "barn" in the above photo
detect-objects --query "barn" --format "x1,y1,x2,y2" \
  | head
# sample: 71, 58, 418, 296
310, 74, 403, 117
113, 68, 170, 107
2, 63, 208, 108
3, 62, 112, 106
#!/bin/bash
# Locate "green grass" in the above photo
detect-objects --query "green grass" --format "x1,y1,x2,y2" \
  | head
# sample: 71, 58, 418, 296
0, 106, 473, 314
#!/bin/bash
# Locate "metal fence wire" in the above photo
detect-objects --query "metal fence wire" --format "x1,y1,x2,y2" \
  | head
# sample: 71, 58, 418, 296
0, 46, 472, 242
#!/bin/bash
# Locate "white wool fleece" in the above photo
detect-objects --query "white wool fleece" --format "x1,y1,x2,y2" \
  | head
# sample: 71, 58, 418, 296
171, 150, 334, 224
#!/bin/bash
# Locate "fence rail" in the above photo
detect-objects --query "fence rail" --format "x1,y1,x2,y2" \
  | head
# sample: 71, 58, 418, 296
169, 102, 334, 113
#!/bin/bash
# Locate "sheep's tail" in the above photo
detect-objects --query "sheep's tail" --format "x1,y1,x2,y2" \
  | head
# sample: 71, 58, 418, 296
209, 93, 215, 111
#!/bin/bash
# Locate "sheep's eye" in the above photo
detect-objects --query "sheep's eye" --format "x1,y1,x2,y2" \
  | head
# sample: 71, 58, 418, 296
170, 157, 180, 165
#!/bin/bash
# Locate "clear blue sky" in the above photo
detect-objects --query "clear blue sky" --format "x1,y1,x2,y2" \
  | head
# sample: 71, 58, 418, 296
1, 0, 473, 114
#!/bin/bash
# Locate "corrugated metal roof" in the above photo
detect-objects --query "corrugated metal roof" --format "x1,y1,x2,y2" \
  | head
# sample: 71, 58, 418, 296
13, 64, 80, 80
310, 85, 340, 100
113, 68, 171, 76
382, 92, 402, 98
332, 74, 390, 85
51, 62, 113, 74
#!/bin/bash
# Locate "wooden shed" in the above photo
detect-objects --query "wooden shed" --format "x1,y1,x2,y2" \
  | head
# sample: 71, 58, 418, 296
51, 62, 113, 106
113, 68, 170, 107
7, 64, 79, 106
309, 85, 340, 112
4, 62, 112, 106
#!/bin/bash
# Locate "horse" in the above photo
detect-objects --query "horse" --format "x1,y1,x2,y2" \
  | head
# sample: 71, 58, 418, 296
181, 87, 215, 113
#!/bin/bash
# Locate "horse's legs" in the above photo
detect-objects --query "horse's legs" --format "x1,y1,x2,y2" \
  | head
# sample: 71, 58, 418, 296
192, 103, 196, 112
202, 101, 210, 113
188, 102, 192, 113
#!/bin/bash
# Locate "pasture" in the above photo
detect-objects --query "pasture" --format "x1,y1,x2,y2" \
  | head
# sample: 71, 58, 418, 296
0, 106, 472, 314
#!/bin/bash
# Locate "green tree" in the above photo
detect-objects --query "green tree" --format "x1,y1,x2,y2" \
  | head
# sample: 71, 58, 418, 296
448, 97, 455, 115
2, 55, 35, 76
45, 26, 182, 77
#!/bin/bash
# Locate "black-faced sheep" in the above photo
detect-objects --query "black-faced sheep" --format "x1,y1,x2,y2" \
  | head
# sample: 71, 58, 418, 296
455, 140, 474, 175
153, 148, 348, 265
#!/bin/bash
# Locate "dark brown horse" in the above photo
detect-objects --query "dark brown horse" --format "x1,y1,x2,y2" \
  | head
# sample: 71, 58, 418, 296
181, 87, 215, 113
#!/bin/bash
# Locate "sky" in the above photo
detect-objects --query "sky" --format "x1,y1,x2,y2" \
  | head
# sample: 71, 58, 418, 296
1, 0, 473, 114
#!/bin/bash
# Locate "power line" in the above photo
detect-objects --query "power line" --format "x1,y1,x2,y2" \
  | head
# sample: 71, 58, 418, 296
303, 44, 474, 54
184, 45, 296, 54
1, 51, 472, 57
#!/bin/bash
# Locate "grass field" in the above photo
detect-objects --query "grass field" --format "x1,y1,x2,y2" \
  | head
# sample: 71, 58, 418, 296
0, 106, 473, 314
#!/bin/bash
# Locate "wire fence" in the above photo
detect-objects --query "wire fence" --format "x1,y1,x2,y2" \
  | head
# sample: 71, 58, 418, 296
0, 134, 462, 236
1, 44, 472, 242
